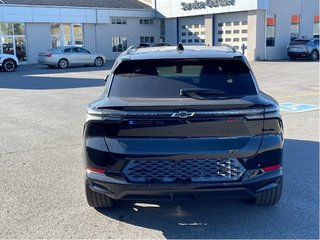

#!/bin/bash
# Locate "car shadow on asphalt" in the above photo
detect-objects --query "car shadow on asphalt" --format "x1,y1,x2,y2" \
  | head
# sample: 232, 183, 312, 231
96, 138, 319, 239
0, 64, 112, 90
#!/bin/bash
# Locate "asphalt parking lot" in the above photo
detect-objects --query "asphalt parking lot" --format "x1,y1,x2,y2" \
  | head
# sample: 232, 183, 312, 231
0, 60, 319, 239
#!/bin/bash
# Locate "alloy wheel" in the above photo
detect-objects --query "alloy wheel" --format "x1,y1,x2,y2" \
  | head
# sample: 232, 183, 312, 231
3, 60, 16, 72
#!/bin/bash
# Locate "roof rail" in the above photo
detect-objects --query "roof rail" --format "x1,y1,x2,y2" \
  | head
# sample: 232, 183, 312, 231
221, 44, 237, 53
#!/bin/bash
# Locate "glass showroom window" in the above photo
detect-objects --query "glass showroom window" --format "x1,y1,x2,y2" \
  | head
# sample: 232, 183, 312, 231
266, 15, 276, 47
313, 16, 320, 38
50, 23, 83, 48
290, 15, 300, 42
0, 22, 27, 61
112, 37, 127, 52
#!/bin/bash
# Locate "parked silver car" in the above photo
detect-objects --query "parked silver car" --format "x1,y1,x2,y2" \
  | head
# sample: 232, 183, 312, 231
287, 38, 320, 61
38, 46, 107, 69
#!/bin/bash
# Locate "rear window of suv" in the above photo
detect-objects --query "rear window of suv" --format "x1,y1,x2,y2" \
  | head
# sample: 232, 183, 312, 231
109, 59, 257, 99
291, 40, 311, 45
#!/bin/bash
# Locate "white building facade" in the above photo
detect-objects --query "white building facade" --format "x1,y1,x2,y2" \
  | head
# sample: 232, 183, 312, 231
156, 0, 320, 60
0, 0, 319, 62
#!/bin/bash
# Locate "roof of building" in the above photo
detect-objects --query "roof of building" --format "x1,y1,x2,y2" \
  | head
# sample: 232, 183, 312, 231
120, 45, 243, 61
1, 0, 152, 9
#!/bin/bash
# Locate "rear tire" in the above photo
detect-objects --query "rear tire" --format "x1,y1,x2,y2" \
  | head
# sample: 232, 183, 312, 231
58, 58, 68, 69
2, 59, 17, 72
254, 179, 282, 206
311, 50, 319, 61
85, 181, 114, 208
94, 57, 104, 67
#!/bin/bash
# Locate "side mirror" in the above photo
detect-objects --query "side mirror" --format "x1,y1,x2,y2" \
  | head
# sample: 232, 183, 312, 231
104, 75, 109, 82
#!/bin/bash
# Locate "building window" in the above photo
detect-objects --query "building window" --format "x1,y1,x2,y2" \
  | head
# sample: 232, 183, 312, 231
50, 23, 83, 48
160, 19, 165, 42
242, 29, 248, 34
188, 39, 193, 43
233, 30, 239, 34
73, 24, 83, 46
233, 38, 239, 42
218, 38, 223, 42
225, 22, 231, 26
0, 23, 27, 61
313, 16, 320, 38
181, 32, 186, 36
201, 39, 205, 43
218, 30, 223, 34
242, 21, 248, 25
182, 39, 186, 43
112, 36, 127, 52
290, 15, 300, 42
241, 37, 248, 41
233, 22, 240, 26
140, 36, 154, 44
194, 39, 200, 43
266, 15, 276, 46
225, 38, 231, 42
112, 18, 127, 25
225, 30, 232, 34
139, 19, 154, 25
201, 31, 205, 35
188, 32, 193, 36
194, 32, 199, 36
182, 25, 186, 29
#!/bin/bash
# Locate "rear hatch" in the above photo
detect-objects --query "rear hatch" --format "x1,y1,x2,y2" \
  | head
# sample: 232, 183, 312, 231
88, 58, 276, 182
288, 39, 310, 52
96, 59, 268, 159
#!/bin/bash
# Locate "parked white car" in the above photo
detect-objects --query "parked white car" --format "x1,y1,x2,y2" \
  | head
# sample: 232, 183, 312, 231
0, 54, 19, 72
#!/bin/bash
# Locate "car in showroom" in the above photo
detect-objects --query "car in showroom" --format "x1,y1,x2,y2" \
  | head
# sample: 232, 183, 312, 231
38, 46, 106, 69
0, 53, 19, 72
83, 44, 284, 208
287, 38, 319, 61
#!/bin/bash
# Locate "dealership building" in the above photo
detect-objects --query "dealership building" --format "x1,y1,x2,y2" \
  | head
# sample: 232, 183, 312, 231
0, 0, 319, 63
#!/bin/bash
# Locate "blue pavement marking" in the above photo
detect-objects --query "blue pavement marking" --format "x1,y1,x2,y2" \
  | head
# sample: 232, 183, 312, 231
280, 102, 320, 113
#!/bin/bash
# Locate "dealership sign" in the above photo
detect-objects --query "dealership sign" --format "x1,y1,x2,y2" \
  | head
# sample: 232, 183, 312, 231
181, 0, 236, 11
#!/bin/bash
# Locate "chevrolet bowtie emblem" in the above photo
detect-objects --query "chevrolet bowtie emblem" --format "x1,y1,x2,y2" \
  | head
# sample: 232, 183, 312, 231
171, 111, 195, 118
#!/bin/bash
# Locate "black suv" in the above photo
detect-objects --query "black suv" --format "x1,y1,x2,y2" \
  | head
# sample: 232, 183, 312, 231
84, 44, 284, 208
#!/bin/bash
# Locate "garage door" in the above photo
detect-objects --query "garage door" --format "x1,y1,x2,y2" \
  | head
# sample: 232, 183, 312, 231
217, 20, 248, 55
179, 16, 206, 46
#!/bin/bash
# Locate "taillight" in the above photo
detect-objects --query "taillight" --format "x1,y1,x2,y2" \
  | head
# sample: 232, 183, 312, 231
45, 54, 52, 57
86, 168, 106, 174
262, 164, 281, 172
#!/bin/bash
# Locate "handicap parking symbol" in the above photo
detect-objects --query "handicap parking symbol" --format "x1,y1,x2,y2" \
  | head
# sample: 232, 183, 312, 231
280, 102, 320, 113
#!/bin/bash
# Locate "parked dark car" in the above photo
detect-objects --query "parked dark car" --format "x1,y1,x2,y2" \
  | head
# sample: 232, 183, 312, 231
287, 38, 320, 61
83, 44, 284, 208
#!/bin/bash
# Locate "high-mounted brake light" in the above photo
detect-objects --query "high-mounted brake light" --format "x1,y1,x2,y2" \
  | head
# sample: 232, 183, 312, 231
262, 164, 281, 172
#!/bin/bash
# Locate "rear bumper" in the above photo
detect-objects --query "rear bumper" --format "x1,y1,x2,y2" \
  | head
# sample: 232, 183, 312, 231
86, 169, 283, 200
37, 58, 57, 65
288, 51, 312, 58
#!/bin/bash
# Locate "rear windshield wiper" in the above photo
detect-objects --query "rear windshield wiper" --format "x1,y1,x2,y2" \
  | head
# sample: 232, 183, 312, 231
180, 88, 226, 100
